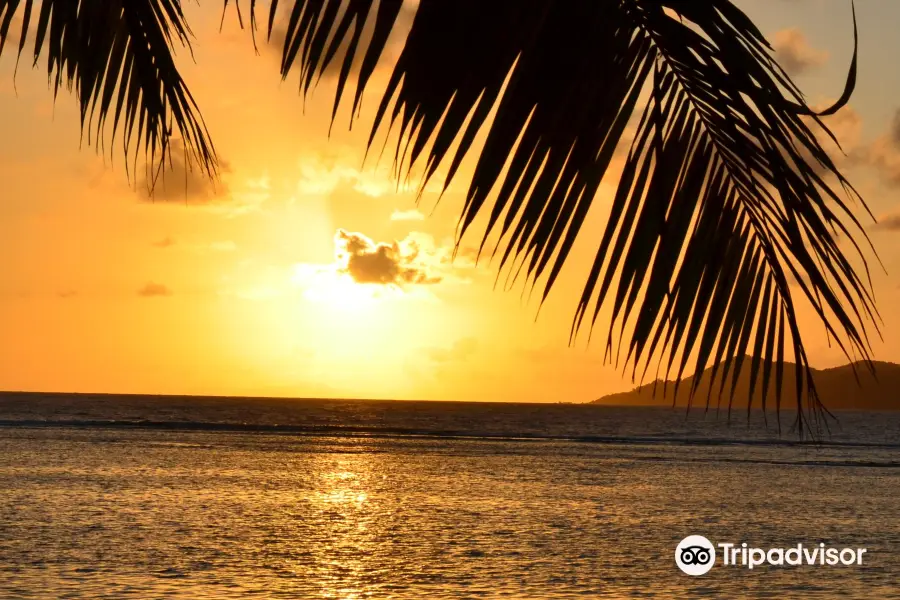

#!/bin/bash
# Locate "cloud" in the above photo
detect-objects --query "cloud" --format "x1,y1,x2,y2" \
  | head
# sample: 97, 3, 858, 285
390, 209, 425, 221
847, 108, 900, 187
295, 152, 412, 199
151, 236, 237, 252
56, 290, 78, 299
819, 104, 863, 151
335, 229, 442, 285
786, 103, 861, 178
439, 245, 482, 269
871, 214, 900, 232
427, 337, 478, 363
137, 282, 172, 298
772, 28, 828, 76
139, 139, 231, 202
287, 231, 485, 302
856, 138, 900, 187
152, 236, 176, 248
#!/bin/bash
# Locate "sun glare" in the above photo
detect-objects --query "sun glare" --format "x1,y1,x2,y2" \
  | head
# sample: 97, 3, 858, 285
290, 264, 392, 313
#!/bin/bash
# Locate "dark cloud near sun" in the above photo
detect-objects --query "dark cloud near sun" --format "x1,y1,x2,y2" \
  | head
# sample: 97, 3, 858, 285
137, 282, 172, 298
335, 229, 441, 286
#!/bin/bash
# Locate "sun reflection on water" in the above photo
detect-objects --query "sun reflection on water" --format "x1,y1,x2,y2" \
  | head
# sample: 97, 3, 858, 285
310, 454, 385, 599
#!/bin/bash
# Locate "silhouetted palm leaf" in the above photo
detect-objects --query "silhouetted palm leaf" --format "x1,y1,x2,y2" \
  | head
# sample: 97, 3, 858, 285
255, 0, 878, 435
0, 0, 217, 182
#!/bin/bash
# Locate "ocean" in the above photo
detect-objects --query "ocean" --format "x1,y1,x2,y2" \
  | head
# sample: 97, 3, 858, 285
0, 394, 898, 598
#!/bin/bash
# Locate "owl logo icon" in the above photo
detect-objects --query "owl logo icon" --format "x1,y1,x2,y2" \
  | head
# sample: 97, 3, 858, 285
676, 535, 716, 575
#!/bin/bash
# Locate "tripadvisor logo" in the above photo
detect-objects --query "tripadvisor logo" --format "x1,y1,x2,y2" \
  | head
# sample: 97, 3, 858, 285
675, 535, 868, 575
676, 535, 716, 575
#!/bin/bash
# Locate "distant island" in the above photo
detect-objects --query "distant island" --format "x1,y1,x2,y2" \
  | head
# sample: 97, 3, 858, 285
592, 358, 900, 411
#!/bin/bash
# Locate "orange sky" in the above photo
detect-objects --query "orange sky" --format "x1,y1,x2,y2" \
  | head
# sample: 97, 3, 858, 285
2, 1, 900, 402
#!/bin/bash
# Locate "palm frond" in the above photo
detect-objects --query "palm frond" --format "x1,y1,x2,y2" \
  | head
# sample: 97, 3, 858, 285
0, 0, 217, 183
254, 0, 878, 435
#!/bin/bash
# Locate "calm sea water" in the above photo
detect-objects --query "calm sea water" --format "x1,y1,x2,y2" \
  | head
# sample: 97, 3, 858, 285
0, 394, 898, 599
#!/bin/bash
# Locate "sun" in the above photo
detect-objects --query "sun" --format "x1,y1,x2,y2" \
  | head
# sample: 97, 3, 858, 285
290, 264, 388, 313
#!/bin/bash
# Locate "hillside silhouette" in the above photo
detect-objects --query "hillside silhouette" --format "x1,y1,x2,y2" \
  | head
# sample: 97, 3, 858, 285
593, 359, 900, 411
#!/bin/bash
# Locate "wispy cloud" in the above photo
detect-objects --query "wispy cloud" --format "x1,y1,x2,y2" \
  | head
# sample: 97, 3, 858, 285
295, 153, 413, 199
772, 28, 829, 76
137, 282, 172, 298
139, 139, 232, 203
439, 245, 482, 269
848, 108, 900, 188
151, 236, 176, 248
871, 214, 900, 232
